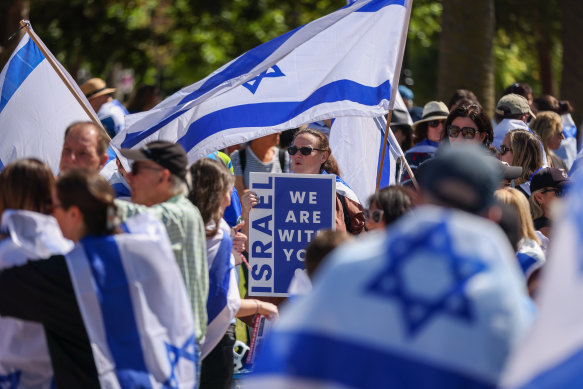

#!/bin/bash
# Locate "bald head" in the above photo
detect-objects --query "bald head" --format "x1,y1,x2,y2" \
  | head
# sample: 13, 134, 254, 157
59, 122, 109, 173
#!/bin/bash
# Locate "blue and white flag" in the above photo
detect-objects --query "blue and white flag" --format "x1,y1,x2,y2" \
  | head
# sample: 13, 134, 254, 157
0, 210, 73, 389
0, 30, 94, 174
112, 0, 411, 165
501, 170, 583, 389
329, 103, 408, 204
246, 206, 534, 389
66, 213, 198, 388
201, 219, 241, 359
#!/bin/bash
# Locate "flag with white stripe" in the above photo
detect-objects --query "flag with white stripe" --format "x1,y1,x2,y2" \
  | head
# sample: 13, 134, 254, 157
201, 219, 241, 359
246, 206, 535, 388
501, 170, 583, 389
0, 30, 93, 174
112, 0, 411, 165
66, 213, 197, 388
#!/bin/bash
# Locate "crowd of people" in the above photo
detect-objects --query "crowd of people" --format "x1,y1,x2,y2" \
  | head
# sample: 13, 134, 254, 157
0, 77, 579, 388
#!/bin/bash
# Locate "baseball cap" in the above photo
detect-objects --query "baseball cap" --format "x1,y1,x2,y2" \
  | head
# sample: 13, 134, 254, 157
495, 93, 536, 119
498, 161, 522, 180
530, 167, 569, 194
120, 141, 188, 181
420, 144, 501, 214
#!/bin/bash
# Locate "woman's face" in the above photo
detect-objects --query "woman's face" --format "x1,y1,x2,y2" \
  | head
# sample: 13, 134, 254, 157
365, 202, 385, 231
51, 189, 78, 242
548, 125, 565, 151
500, 134, 514, 165
448, 117, 485, 145
427, 119, 445, 143
290, 133, 329, 174
221, 186, 233, 213
534, 187, 560, 217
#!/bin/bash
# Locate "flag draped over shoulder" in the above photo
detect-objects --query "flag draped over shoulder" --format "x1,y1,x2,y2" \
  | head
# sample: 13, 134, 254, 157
245, 206, 535, 389
201, 219, 241, 359
113, 0, 411, 163
501, 172, 583, 389
67, 213, 198, 388
0, 31, 93, 174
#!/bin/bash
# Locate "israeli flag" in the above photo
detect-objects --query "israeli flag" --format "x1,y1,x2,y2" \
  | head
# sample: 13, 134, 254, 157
0, 210, 73, 389
201, 219, 241, 359
66, 212, 198, 388
501, 170, 583, 388
0, 31, 93, 174
112, 0, 411, 165
246, 206, 534, 388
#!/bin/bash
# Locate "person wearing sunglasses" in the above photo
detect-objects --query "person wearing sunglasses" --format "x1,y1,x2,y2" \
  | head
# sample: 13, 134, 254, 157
288, 128, 365, 234
499, 129, 544, 199
530, 111, 567, 171
402, 101, 449, 183
365, 186, 413, 231
445, 103, 493, 148
529, 167, 569, 240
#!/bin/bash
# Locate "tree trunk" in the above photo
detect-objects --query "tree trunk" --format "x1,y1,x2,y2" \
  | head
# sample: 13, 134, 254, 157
560, 0, 583, 127
534, 8, 557, 96
437, 0, 495, 115
0, 0, 29, 70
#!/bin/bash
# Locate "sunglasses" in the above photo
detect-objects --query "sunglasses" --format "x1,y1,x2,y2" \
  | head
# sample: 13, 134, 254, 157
131, 163, 164, 176
364, 209, 384, 223
499, 145, 513, 156
447, 125, 479, 139
287, 146, 323, 156
541, 188, 562, 197
428, 119, 445, 128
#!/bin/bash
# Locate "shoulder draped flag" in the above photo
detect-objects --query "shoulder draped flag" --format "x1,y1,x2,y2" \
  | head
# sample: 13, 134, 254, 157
0, 29, 94, 174
245, 206, 534, 389
112, 0, 411, 164
201, 219, 241, 359
501, 171, 583, 389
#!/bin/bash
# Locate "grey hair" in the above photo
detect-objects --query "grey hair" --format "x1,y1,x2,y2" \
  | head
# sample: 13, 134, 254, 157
169, 173, 189, 196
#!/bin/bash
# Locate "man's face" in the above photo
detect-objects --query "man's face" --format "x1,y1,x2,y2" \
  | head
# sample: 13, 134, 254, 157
59, 125, 107, 173
128, 160, 166, 206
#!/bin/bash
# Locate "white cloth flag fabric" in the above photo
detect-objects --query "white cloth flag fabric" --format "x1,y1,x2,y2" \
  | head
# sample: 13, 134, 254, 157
246, 206, 535, 389
0, 210, 73, 389
201, 219, 241, 359
112, 0, 410, 164
0, 31, 93, 174
68, 212, 198, 388
501, 171, 583, 389
329, 96, 409, 204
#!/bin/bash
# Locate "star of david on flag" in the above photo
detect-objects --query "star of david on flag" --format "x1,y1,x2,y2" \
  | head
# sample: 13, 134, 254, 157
245, 206, 534, 389
368, 220, 487, 336
113, 0, 411, 165
164, 335, 198, 389
243, 66, 286, 94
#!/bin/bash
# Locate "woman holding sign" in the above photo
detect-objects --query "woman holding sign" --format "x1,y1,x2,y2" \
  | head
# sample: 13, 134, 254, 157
287, 128, 365, 234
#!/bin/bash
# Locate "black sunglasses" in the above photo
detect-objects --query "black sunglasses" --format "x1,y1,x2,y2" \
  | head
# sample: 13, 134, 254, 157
287, 146, 323, 156
499, 145, 513, 156
541, 188, 562, 197
428, 119, 445, 128
447, 125, 479, 139
131, 162, 164, 176
364, 209, 384, 223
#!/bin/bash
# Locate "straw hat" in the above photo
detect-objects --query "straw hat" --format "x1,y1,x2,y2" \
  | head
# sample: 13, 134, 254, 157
80, 78, 116, 100
412, 101, 449, 130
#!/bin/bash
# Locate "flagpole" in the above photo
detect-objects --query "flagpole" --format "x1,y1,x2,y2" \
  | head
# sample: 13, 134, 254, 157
19, 20, 111, 140
375, 0, 418, 190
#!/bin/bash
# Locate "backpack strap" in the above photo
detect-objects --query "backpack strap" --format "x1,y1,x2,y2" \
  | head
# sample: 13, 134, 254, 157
278, 148, 286, 172
338, 194, 352, 234
240, 147, 247, 173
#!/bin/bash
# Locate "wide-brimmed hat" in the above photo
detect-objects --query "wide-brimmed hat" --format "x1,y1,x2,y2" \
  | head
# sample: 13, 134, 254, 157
412, 101, 449, 129
495, 93, 536, 120
81, 78, 116, 100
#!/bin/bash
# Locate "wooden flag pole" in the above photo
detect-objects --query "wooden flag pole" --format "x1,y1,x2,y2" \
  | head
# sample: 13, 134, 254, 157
375, 110, 419, 190
19, 20, 111, 140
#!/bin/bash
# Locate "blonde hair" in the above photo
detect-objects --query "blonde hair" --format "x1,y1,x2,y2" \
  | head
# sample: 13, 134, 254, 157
495, 187, 540, 245
507, 129, 543, 185
529, 188, 545, 220
530, 111, 562, 154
